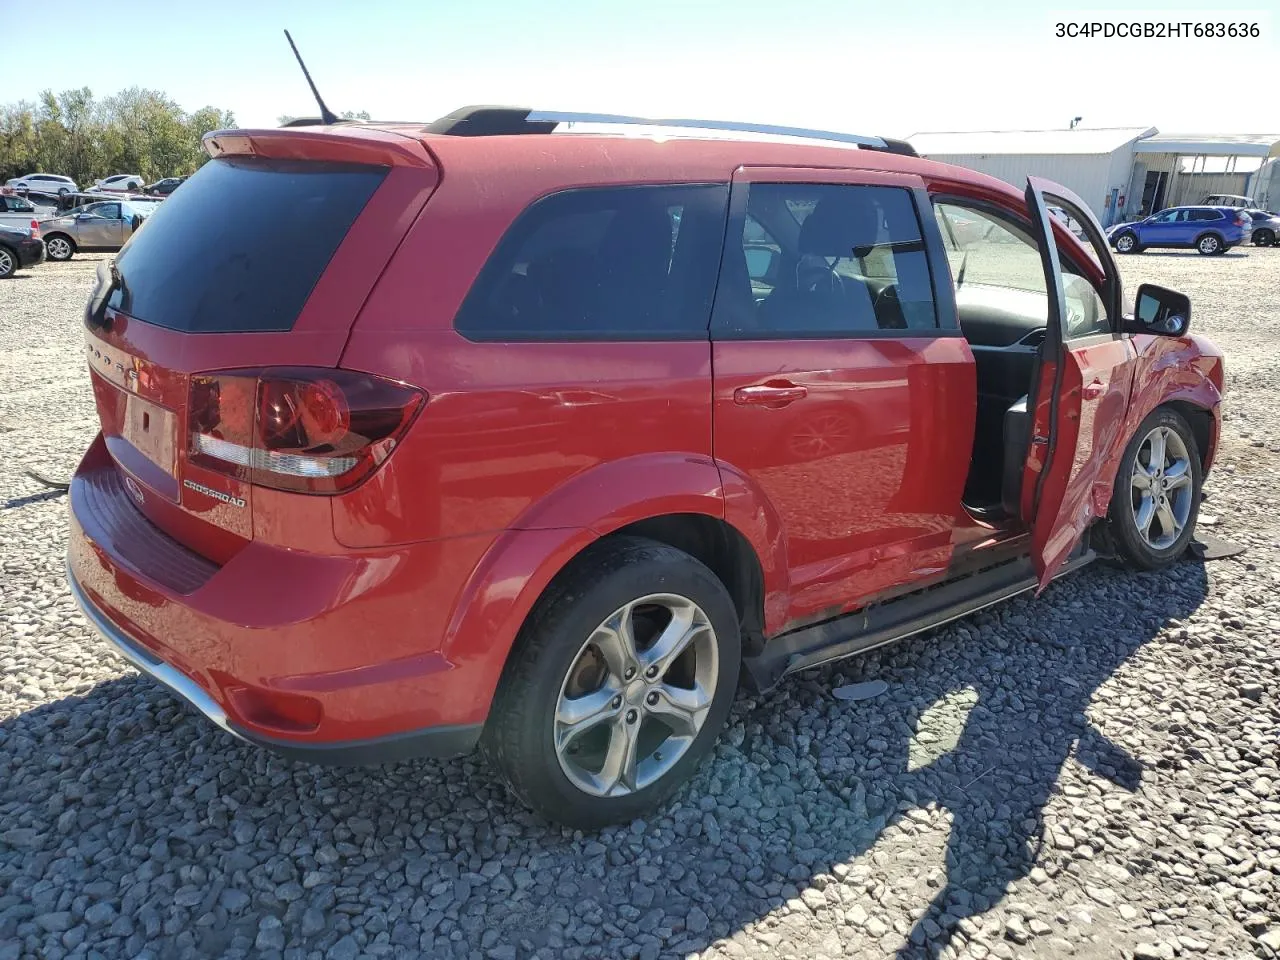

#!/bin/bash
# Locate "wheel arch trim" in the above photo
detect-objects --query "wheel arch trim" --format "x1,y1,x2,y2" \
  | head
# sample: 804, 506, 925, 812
435, 457, 789, 724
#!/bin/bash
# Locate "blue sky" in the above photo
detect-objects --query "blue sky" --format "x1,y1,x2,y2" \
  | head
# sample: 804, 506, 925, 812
4, 0, 1275, 136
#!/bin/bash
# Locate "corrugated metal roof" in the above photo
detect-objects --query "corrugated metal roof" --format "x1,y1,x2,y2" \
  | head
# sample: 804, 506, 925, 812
1134, 134, 1280, 158
908, 127, 1156, 157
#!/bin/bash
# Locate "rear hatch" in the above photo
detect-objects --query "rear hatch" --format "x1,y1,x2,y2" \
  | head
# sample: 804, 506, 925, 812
83, 126, 439, 564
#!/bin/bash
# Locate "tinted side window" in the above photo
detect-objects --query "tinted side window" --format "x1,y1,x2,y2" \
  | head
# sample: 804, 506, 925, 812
1189, 209, 1222, 221
713, 183, 936, 338
456, 185, 728, 341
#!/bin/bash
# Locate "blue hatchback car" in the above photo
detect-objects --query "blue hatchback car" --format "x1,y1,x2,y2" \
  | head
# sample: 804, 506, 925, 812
1107, 205, 1251, 255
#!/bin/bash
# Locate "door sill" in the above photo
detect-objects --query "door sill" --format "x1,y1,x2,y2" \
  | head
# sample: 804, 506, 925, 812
742, 542, 1094, 692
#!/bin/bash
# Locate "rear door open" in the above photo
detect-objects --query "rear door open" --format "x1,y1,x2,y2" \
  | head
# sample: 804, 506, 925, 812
1020, 177, 1136, 588
83, 127, 439, 563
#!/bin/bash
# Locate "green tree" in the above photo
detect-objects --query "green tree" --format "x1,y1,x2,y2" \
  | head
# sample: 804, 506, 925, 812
0, 88, 235, 186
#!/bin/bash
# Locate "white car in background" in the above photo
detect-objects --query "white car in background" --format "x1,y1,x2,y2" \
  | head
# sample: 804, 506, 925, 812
6, 173, 77, 196
92, 174, 145, 193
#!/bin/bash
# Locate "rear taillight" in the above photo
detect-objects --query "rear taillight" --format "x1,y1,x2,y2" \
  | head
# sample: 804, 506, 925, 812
30, 220, 39, 237
187, 368, 424, 494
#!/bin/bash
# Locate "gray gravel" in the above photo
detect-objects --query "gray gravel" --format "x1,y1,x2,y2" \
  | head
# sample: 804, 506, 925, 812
2, 248, 1279, 960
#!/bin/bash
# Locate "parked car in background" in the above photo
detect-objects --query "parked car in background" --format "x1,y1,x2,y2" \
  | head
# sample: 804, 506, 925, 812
1107, 205, 1250, 255
0, 223, 45, 279
93, 174, 145, 193
6, 173, 77, 196
40, 200, 154, 261
1202, 194, 1257, 209
66, 108, 1225, 828
144, 177, 186, 196
0, 193, 42, 230
1244, 209, 1280, 246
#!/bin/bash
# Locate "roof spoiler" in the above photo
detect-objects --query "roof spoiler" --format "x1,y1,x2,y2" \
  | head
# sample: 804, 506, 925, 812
424, 106, 918, 156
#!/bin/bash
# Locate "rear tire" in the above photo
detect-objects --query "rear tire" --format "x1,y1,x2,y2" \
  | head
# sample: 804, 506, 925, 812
482, 536, 741, 830
1196, 233, 1222, 255
1107, 407, 1202, 571
0, 245, 17, 279
44, 235, 74, 261
1255, 228, 1275, 247
1113, 231, 1141, 254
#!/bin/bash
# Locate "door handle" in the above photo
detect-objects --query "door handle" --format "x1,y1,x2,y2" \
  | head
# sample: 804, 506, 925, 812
734, 382, 808, 406
1082, 378, 1105, 400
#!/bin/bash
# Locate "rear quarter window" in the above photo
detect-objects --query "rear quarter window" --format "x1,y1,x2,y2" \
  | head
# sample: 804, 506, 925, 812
454, 184, 730, 341
107, 157, 387, 333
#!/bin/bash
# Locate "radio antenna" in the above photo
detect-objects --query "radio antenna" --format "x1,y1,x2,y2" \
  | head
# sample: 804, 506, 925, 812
283, 29, 338, 125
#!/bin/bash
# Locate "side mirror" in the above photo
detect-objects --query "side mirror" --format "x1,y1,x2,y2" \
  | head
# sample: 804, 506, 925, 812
1130, 283, 1191, 337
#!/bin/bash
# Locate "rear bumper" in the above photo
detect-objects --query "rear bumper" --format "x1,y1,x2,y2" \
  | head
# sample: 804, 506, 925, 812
67, 435, 499, 763
18, 239, 45, 268
68, 572, 482, 763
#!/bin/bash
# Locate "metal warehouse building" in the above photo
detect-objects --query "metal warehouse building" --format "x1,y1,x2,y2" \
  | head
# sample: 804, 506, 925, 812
908, 127, 1280, 226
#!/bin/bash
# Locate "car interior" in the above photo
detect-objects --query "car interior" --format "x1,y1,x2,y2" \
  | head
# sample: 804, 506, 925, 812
935, 202, 1109, 519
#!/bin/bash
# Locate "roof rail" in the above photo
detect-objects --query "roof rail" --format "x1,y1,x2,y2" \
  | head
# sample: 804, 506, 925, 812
423, 106, 918, 156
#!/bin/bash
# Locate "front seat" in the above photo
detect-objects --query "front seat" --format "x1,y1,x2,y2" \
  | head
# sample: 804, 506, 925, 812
1001, 395, 1031, 518
758, 195, 880, 332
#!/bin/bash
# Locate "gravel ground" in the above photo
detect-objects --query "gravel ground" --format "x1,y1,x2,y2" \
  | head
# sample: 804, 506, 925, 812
1, 248, 1278, 960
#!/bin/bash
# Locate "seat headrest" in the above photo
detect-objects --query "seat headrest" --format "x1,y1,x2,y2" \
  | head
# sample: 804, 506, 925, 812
798, 195, 882, 258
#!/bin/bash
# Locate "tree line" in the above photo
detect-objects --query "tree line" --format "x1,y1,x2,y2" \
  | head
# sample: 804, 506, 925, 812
0, 88, 236, 187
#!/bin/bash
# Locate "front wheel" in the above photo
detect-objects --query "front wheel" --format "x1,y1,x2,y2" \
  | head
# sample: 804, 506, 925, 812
1108, 408, 1202, 570
1196, 233, 1222, 255
44, 235, 74, 261
1255, 229, 1276, 247
482, 536, 741, 829
1113, 231, 1141, 254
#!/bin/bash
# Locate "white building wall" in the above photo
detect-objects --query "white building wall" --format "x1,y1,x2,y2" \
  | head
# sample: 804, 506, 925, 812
921, 152, 1127, 224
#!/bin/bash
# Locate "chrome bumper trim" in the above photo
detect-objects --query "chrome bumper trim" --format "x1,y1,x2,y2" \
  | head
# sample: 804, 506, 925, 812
67, 563, 244, 741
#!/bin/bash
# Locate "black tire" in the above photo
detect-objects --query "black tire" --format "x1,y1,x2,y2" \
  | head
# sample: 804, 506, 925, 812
482, 535, 741, 830
44, 234, 75, 261
1113, 231, 1141, 254
57, 186, 70, 196
1107, 407, 1202, 571
1196, 233, 1223, 255
0, 244, 17, 279
1255, 229, 1275, 247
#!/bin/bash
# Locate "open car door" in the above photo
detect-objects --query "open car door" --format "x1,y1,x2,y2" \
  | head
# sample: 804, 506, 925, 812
1020, 177, 1137, 589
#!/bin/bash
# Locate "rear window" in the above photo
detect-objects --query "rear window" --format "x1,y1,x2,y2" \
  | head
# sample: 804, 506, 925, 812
455, 184, 729, 341
107, 157, 387, 333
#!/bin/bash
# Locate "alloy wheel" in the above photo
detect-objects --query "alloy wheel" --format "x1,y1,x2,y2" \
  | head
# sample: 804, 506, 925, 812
1198, 235, 1220, 254
46, 238, 71, 260
554, 594, 718, 798
1130, 425, 1194, 550
1116, 234, 1135, 253
0, 249, 14, 277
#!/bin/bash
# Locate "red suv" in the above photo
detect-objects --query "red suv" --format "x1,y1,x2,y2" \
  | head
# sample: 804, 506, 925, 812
67, 108, 1225, 828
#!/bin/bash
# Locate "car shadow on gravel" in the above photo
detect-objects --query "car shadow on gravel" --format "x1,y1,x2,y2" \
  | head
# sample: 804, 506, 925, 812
0, 560, 1208, 959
